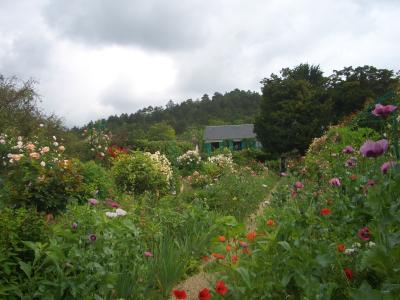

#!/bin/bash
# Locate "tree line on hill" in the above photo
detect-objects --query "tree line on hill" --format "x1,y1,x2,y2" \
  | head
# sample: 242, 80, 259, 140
1, 64, 398, 159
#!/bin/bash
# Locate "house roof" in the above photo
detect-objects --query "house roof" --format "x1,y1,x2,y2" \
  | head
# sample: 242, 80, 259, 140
204, 124, 256, 141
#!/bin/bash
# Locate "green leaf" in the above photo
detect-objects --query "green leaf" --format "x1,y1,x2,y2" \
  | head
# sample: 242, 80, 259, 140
18, 261, 32, 279
278, 241, 291, 251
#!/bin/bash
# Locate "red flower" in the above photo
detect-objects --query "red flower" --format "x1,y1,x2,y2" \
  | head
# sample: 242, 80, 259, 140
218, 236, 226, 242
225, 244, 231, 252
266, 219, 275, 226
215, 280, 228, 295
173, 289, 187, 299
344, 268, 353, 280
211, 253, 225, 260
337, 244, 345, 253
320, 208, 332, 216
231, 255, 238, 264
246, 231, 257, 241
358, 227, 371, 241
202, 256, 209, 263
198, 288, 211, 300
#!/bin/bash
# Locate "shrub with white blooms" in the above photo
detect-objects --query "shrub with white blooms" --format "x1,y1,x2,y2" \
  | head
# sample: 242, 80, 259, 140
177, 149, 201, 170
145, 151, 173, 184
208, 153, 234, 170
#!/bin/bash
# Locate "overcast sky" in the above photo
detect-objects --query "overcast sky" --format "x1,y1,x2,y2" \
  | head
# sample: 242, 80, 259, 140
1, 0, 399, 126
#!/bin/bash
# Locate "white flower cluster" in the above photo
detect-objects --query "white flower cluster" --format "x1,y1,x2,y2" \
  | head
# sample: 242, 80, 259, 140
105, 208, 127, 218
344, 241, 375, 255
145, 151, 173, 183
177, 150, 201, 166
208, 153, 234, 169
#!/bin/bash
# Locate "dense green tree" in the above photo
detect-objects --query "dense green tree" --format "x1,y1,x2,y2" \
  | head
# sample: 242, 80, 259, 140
148, 122, 176, 141
255, 64, 332, 157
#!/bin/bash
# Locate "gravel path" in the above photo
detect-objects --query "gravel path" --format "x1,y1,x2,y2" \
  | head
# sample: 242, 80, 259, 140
171, 180, 280, 299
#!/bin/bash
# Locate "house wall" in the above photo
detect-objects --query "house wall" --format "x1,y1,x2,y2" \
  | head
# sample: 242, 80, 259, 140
204, 138, 260, 154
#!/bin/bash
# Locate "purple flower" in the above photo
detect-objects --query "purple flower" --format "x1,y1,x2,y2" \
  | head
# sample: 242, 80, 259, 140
106, 199, 120, 208
88, 234, 97, 242
71, 222, 78, 230
342, 146, 354, 154
345, 158, 356, 168
88, 198, 98, 205
381, 161, 396, 174
144, 251, 153, 257
294, 181, 304, 190
329, 178, 341, 187
372, 104, 397, 117
360, 139, 389, 158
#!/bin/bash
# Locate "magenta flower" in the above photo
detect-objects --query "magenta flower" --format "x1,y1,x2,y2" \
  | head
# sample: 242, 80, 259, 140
239, 241, 249, 248
280, 172, 288, 177
342, 146, 354, 154
372, 103, 397, 117
88, 234, 97, 242
358, 227, 370, 241
71, 222, 78, 230
381, 161, 396, 174
144, 251, 153, 257
106, 199, 120, 208
294, 181, 304, 190
345, 158, 356, 168
88, 198, 98, 205
360, 139, 388, 158
329, 178, 341, 187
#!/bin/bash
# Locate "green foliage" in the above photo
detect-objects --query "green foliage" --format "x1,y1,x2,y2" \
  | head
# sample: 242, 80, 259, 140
148, 122, 176, 140
76, 160, 114, 199
111, 151, 172, 195
255, 64, 333, 157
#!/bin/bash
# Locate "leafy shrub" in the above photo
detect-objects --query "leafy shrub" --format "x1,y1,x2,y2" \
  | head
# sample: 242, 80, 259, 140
0, 208, 47, 296
77, 160, 114, 199
112, 151, 172, 195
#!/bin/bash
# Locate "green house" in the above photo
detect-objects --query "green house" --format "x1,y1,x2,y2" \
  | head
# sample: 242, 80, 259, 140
203, 124, 262, 154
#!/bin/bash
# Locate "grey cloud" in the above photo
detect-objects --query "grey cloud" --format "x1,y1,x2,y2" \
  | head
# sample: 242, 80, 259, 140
44, 0, 218, 51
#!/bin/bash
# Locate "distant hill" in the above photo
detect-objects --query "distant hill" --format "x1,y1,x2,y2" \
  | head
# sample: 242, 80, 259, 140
87, 89, 262, 145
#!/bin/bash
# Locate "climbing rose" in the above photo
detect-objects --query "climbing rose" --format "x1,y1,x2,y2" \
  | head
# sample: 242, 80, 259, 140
344, 268, 353, 280
358, 227, 371, 241
360, 139, 388, 158
342, 145, 354, 154
372, 103, 397, 117
215, 280, 228, 295
320, 208, 332, 216
294, 181, 304, 190
329, 178, 341, 187
381, 161, 396, 174
337, 244, 345, 253
173, 289, 187, 299
198, 288, 211, 300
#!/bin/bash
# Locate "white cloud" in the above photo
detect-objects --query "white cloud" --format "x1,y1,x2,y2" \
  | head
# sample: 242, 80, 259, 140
0, 0, 399, 126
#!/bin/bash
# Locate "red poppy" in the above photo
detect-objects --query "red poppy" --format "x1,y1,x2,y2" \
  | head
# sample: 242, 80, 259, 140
198, 288, 211, 300
320, 208, 331, 216
173, 289, 187, 299
211, 253, 225, 260
218, 236, 226, 242
226, 244, 232, 252
337, 244, 345, 253
266, 219, 275, 226
215, 280, 228, 295
246, 231, 257, 241
231, 255, 238, 264
202, 256, 209, 263
344, 268, 353, 280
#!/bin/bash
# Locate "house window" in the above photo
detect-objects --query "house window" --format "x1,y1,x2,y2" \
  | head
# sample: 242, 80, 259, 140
233, 141, 242, 150
211, 142, 220, 151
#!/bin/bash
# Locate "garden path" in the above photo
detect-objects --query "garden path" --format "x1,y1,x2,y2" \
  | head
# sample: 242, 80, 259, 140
170, 179, 280, 299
